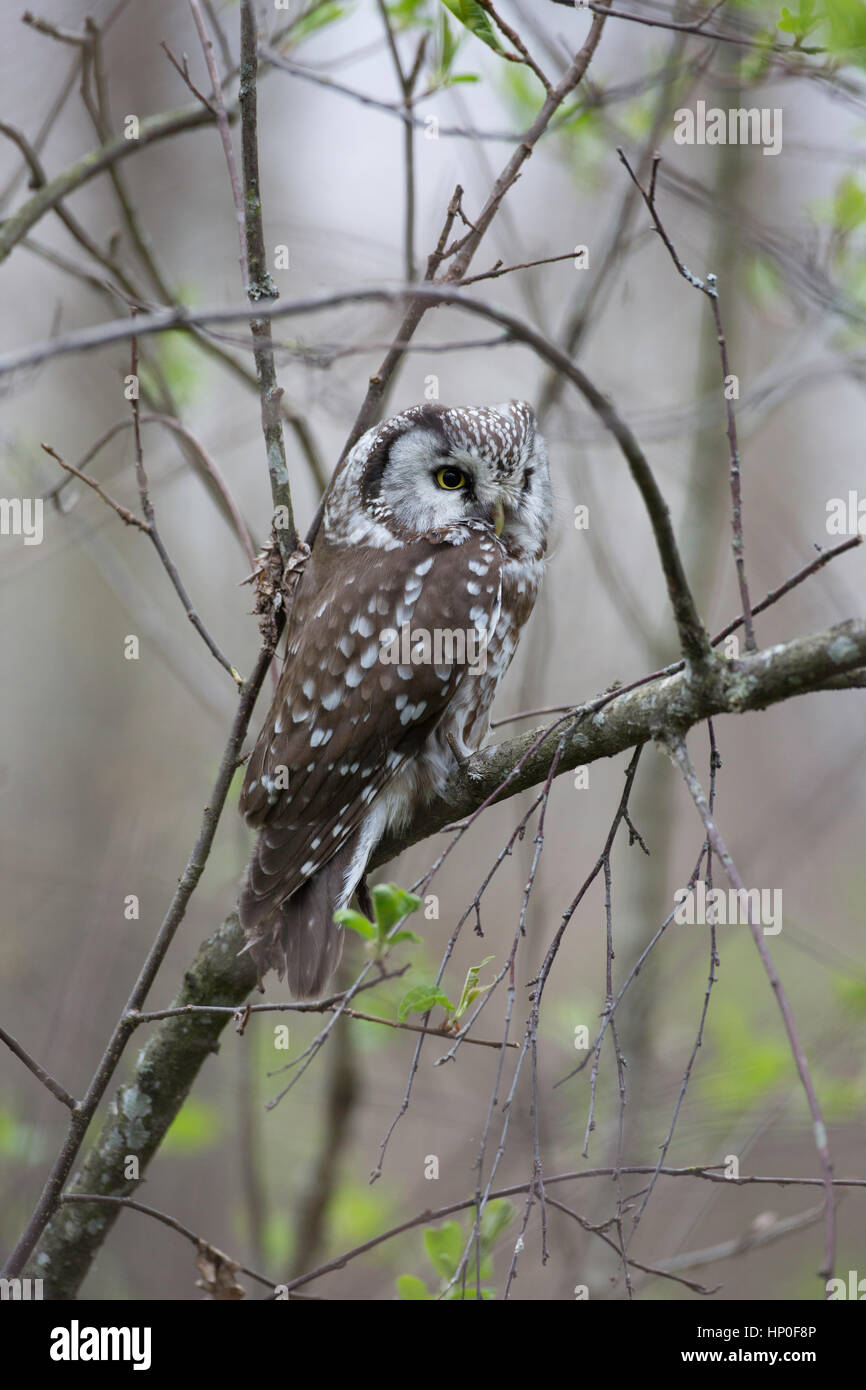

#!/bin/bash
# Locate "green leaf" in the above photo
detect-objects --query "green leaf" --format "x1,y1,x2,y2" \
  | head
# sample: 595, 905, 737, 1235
333, 907, 377, 940
480, 1197, 516, 1250
440, 0, 506, 55
499, 62, 545, 120
778, 0, 822, 37
424, 1220, 463, 1277
396, 1273, 431, 1299
263, 1211, 294, 1265
137, 330, 202, 408
736, 27, 777, 82
833, 173, 866, 233
744, 254, 784, 309
329, 1184, 394, 1245
397, 983, 454, 1021
824, 0, 866, 65
387, 928, 423, 944
387, 0, 430, 27
372, 882, 422, 934
437, 7, 460, 75
453, 955, 495, 1020
832, 973, 866, 1016
289, 2, 351, 44
0, 1107, 47, 1162
163, 1098, 220, 1154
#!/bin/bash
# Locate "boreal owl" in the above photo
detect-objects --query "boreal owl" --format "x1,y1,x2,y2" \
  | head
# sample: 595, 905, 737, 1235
239, 400, 552, 996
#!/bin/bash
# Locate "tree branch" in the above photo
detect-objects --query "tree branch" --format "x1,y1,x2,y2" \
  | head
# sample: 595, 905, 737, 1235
18, 613, 865, 1296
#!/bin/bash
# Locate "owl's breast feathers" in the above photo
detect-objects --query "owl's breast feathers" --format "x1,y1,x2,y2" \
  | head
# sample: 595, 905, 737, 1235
239, 525, 541, 940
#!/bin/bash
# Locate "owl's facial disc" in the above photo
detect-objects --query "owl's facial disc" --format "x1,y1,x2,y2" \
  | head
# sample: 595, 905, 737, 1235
335, 402, 552, 558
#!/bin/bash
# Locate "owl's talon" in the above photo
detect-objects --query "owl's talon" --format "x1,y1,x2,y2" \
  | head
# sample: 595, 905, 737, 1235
446, 732, 469, 770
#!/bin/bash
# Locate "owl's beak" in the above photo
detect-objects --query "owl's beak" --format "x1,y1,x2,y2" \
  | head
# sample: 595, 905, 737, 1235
492, 498, 506, 536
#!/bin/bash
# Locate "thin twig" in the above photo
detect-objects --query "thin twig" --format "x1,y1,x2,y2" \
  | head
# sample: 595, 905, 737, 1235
59, 1194, 275, 1291
663, 734, 836, 1287
282, 1165, 865, 1294
188, 0, 248, 285
0, 1025, 77, 1111
459, 250, 580, 287
239, 0, 297, 563
617, 147, 756, 649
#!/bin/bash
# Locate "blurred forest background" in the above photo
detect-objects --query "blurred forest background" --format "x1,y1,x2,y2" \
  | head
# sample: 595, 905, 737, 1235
1, 0, 865, 1300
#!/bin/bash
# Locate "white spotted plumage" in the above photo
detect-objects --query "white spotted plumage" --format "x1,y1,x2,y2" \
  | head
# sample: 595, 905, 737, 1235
239, 400, 552, 996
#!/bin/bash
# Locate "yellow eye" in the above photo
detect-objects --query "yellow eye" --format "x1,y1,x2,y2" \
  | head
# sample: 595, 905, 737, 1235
435, 466, 468, 491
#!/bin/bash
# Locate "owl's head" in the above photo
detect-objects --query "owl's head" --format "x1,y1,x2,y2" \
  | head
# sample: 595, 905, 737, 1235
326, 401, 552, 559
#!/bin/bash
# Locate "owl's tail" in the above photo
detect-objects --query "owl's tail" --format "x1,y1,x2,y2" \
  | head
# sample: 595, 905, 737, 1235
239, 835, 364, 997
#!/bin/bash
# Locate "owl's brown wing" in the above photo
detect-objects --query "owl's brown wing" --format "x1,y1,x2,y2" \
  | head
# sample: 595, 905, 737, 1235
239, 528, 502, 925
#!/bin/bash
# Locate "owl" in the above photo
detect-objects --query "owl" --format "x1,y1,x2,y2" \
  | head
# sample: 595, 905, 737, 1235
238, 400, 552, 996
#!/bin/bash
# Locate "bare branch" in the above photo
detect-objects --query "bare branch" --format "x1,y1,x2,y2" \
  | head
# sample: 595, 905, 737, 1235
0, 1025, 77, 1111
663, 734, 837, 1284
239, 0, 298, 563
